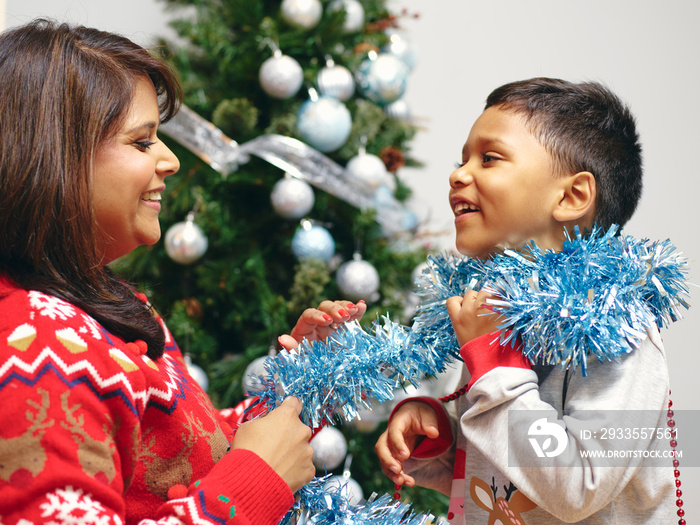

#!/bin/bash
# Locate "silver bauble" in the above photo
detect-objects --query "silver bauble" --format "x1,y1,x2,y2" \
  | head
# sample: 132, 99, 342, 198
184, 354, 209, 391
317, 62, 355, 101
310, 426, 347, 470
324, 474, 364, 505
336, 254, 379, 302
242, 356, 268, 394
384, 98, 411, 121
280, 0, 322, 29
270, 175, 315, 219
384, 30, 417, 70
291, 221, 336, 262
345, 151, 389, 189
356, 52, 409, 106
259, 51, 304, 99
411, 260, 429, 285
346, 404, 389, 433
379, 208, 419, 237
328, 0, 365, 33
297, 94, 352, 152
164, 217, 208, 265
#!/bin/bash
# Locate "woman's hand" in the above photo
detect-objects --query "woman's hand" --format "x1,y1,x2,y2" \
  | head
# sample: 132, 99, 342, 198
231, 396, 314, 493
278, 299, 367, 351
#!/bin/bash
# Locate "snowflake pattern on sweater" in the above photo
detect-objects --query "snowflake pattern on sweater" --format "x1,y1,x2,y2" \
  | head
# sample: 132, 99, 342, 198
0, 278, 294, 525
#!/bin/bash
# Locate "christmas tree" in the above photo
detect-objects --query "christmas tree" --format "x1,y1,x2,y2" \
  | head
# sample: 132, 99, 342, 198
114, 0, 448, 516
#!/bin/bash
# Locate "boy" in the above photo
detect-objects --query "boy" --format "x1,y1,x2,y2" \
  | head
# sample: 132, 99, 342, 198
375, 78, 676, 524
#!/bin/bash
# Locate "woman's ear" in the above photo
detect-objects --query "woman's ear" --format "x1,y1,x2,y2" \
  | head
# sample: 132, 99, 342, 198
553, 171, 596, 222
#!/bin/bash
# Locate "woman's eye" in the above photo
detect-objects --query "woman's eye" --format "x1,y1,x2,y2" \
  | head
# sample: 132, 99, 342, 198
134, 140, 156, 150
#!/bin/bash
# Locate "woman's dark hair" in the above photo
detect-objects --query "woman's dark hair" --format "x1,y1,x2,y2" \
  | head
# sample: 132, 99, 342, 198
486, 77, 643, 229
0, 19, 182, 358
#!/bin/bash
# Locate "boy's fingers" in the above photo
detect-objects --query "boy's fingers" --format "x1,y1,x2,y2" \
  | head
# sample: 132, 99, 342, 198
445, 296, 463, 318
423, 423, 440, 440
385, 421, 410, 456
280, 396, 303, 415
375, 434, 402, 475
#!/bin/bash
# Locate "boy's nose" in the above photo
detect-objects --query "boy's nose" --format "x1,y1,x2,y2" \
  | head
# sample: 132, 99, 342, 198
449, 165, 474, 188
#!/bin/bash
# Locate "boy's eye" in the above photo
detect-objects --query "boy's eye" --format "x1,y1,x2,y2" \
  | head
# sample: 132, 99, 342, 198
482, 153, 498, 164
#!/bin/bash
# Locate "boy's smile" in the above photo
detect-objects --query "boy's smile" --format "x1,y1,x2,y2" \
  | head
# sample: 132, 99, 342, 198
449, 105, 570, 259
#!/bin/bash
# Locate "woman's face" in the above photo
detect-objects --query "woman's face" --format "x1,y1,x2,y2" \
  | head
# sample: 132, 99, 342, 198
92, 76, 179, 263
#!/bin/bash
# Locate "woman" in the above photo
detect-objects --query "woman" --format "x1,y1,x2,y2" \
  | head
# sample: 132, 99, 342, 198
0, 19, 364, 524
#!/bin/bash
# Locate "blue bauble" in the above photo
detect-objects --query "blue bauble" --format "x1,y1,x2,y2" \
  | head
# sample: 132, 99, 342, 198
291, 223, 336, 262
297, 96, 352, 152
356, 53, 409, 106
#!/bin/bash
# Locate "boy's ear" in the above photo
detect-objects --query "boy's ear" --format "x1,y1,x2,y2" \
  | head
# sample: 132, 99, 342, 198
552, 171, 596, 222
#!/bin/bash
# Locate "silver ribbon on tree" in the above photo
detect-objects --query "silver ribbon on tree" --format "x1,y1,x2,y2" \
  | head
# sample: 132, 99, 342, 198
160, 105, 410, 233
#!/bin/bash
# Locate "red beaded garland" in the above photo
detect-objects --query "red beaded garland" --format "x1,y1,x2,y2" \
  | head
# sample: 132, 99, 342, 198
393, 483, 402, 501
439, 383, 469, 404
668, 390, 685, 523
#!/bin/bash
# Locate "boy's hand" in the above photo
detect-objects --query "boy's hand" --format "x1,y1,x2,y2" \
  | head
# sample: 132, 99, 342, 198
446, 288, 502, 347
279, 299, 367, 351
374, 401, 440, 487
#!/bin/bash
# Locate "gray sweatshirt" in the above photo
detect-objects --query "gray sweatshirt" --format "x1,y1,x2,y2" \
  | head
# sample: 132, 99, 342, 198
402, 326, 676, 524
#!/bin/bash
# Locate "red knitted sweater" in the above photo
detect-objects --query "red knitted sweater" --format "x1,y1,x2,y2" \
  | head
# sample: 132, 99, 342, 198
0, 277, 293, 524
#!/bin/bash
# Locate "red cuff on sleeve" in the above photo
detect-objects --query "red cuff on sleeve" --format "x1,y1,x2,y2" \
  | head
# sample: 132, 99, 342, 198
460, 331, 531, 389
389, 396, 453, 458
191, 448, 294, 524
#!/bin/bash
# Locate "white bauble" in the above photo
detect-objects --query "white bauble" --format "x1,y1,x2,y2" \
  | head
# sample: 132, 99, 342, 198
270, 175, 315, 219
310, 426, 347, 470
259, 51, 304, 99
336, 254, 379, 302
345, 151, 389, 189
323, 474, 364, 505
328, 0, 365, 33
281, 0, 322, 29
297, 95, 352, 152
164, 218, 208, 265
242, 356, 268, 394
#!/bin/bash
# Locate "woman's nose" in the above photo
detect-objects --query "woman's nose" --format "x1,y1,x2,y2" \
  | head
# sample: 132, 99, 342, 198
157, 141, 180, 177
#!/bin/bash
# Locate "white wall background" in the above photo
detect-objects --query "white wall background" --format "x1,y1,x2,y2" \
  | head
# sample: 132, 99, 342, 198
4, 0, 698, 513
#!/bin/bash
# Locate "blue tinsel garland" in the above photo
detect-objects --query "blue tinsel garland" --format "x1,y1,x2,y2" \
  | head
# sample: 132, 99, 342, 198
252, 225, 689, 524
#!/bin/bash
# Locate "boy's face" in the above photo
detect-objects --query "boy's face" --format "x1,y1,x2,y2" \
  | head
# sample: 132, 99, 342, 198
449, 105, 568, 259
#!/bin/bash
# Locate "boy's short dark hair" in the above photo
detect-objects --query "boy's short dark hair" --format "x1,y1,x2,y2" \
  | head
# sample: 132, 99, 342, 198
485, 77, 642, 229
